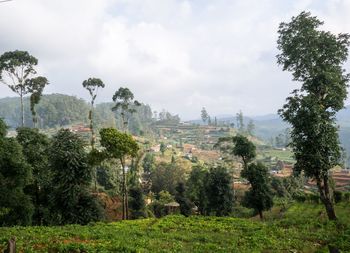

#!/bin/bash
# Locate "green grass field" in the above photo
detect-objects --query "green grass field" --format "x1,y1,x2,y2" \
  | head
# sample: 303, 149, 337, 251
0, 202, 349, 252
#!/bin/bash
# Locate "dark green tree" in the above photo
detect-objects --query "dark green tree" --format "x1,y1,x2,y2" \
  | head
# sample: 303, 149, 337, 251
26, 77, 49, 128
271, 177, 288, 198
205, 166, 234, 216
143, 153, 155, 173
129, 187, 146, 219
215, 135, 256, 169
49, 129, 103, 224
241, 162, 273, 219
128, 150, 145, 188
0, 119, 34, 226
175, 182, 193, 216
112, 87, 141, 132
149, 190, 175, 217
187, 165, 208, 214
82, 77, 105, 192
0, 51, 47, 127
277, 12, 350, 220
82, 77, 105, 148
141, 153, 155, 194
100, 128, 139, 220
16, 127, 51, 225
96, 164, 119, 192
150, 161, 186, 196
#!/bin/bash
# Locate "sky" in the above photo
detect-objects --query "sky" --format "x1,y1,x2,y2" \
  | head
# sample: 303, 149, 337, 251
0, 0, 350, 120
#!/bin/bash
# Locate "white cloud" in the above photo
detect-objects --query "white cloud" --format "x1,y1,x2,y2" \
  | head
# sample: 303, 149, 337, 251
0, 0, 349, 119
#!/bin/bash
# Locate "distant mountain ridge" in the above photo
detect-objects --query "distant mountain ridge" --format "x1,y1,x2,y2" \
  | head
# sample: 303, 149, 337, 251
188, 107, 350, 165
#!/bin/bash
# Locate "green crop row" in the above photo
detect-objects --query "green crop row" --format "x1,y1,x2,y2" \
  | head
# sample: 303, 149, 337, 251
0, 202, 349, 252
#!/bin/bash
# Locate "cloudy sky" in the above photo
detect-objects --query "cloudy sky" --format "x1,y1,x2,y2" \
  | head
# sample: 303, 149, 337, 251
0, 0, 350, 120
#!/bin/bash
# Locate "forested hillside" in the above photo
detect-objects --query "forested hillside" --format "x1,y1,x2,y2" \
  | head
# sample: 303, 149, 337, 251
2, 94, 350, 165
0, 94, 154, 135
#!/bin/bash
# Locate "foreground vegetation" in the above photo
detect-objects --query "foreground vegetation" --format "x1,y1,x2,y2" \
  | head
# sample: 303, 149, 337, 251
0, 202, 349, 253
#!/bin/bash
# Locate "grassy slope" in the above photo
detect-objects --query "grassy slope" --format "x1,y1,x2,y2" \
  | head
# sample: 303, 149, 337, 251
0, 203, 349, 253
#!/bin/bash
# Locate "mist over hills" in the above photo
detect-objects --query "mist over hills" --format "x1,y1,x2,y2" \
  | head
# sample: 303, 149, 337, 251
188, 107, 350, 165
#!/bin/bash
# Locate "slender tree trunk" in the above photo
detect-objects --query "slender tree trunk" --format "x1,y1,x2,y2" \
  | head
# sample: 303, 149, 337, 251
89, 104, 98, 192
89, 105, 95, 149
122, 113, 127, 133
121, 158, 127, 220
125, 181, 129, 220
316, 176, 337, 221
258, 210, 263, 220
20, 92, 24, 127
124, 157, 129, 220
122, 162, 125, 220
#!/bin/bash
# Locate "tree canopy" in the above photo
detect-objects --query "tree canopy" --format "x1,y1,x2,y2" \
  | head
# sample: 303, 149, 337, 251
112, 87, 141, 132
0, 119, 33, 226
49, 129, 103, 224
100, 127, 139, 220
241, 162, 273, 219
277, 11, 350, 220
82, 77, 105, 148
0, 50, 48, 127
215, 135, 256, 168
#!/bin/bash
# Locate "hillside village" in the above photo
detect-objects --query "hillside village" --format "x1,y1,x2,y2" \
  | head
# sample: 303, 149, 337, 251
67, 118, 350, 196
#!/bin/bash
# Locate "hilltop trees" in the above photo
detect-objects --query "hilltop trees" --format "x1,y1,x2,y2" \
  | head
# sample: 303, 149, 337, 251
27, 76, 49, 127
82, 77, 105, 148
83, 78, 105, 192
277, 12, 350, 220
0, 51, 48, 127
112, 87, 141, 132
